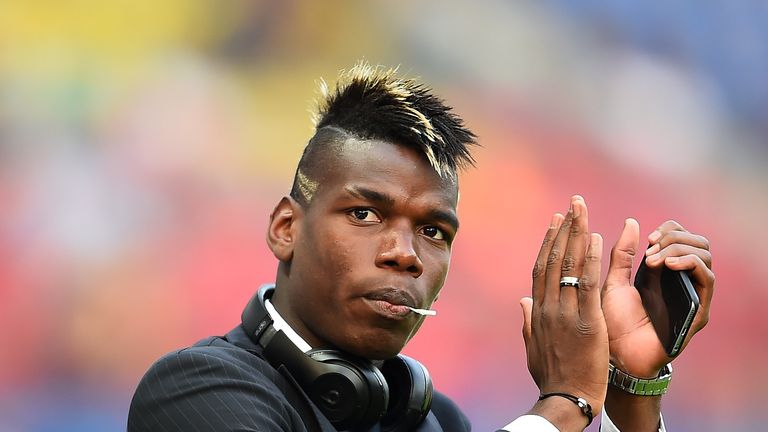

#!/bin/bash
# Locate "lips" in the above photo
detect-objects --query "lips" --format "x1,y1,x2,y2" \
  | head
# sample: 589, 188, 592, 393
365, 288, 418, 308
363, 288, 423, 319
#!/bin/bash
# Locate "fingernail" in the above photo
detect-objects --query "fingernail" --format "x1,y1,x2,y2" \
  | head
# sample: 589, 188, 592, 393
645, 243, 660, 256
649, 230, 662, 244
647, 253, 660, 263
572, 200, 581, 218
550, 213, 562, 229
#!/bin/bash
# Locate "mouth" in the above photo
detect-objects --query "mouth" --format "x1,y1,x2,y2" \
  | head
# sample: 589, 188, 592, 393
363, 288, 422, 320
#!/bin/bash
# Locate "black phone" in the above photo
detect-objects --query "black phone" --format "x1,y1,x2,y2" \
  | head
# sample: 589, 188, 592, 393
634, 254, 700, 357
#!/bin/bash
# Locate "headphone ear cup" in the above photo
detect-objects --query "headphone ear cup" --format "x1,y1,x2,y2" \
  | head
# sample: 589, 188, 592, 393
379, 354, 434, 432
308, 350, 390, 431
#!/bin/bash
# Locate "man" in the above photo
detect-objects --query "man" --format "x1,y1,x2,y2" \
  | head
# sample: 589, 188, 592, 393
128, 62, 714, 431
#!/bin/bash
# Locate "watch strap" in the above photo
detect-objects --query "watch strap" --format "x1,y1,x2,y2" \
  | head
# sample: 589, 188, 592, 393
608, 363, 673, 396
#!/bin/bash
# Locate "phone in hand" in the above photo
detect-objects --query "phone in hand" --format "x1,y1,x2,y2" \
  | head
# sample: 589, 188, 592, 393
634, 254, 700, 357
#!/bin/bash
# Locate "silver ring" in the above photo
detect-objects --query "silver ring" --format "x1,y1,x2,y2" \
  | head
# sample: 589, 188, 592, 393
559, 276, 580, 287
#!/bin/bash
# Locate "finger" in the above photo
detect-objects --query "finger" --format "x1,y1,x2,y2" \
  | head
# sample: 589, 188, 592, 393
604, 218, 640, 296
560, 196, 590, 311
579, 233, 603, 321
645, 230, 710, 258
664, 254, 715, 356
532, 213, 565, 306
520, 297, 533, 348
646, 243, 712, 269
647, 220, 685, 244
665, 255, 715, 340
664, 254, 715, 315
544, 203, 575, 303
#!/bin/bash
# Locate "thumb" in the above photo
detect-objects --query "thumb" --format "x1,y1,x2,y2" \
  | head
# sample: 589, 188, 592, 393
604, 218, 640, 294
520, 297, 533, 347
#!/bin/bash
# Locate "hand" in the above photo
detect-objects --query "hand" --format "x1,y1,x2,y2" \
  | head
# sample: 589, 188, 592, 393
520, 196, 609, 428
601, 219, 715, 377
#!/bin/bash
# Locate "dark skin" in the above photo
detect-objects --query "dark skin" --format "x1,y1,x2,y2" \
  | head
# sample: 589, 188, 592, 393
521, 196, 609, 431
266, 138, 459, 360
266, 137, 715, 430
521, 199, 715, 431
601, 218, 714, 431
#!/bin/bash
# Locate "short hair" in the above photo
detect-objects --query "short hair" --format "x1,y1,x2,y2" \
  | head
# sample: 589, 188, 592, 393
290, 61, 477, 205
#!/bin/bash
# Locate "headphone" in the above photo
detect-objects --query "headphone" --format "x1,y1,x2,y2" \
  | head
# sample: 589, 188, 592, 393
241, 285, 433, 431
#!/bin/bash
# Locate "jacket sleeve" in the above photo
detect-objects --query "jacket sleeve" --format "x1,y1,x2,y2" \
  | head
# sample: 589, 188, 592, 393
127, 348, 310, 432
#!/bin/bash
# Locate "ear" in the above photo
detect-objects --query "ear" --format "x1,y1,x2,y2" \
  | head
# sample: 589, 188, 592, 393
267, 196, 302, 262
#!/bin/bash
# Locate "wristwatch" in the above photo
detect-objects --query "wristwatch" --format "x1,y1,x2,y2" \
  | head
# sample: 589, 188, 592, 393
608, 363, 673, 396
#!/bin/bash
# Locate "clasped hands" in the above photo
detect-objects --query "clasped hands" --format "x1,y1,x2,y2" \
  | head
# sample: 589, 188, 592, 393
519, 196, 715, 431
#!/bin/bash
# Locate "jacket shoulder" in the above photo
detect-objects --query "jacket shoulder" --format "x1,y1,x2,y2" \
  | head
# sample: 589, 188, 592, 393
430, 391, 472, 432
127, 338, 307, 432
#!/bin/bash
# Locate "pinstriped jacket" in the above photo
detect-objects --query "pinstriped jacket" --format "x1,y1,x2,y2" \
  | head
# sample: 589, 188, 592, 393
127, 325, 471, 431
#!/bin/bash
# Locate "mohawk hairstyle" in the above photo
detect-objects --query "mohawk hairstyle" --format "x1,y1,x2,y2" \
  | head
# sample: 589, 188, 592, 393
290, 61, 477, 205
312, 61, 477, 176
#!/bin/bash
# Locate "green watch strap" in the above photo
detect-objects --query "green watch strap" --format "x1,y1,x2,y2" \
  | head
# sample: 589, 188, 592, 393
608, 363, 673, 396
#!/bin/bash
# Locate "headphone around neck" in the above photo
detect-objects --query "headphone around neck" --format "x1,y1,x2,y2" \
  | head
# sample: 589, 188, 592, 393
241, 285, 433, 431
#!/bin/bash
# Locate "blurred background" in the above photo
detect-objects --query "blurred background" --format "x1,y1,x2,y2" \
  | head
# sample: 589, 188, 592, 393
1, 1, 766, 430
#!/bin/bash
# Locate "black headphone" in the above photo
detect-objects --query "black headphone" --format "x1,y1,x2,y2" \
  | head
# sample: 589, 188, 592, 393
241, 285, 433, 431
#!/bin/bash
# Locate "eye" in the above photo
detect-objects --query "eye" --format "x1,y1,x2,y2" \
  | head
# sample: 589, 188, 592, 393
349, 208, 381, 223
421, 226, 445, 240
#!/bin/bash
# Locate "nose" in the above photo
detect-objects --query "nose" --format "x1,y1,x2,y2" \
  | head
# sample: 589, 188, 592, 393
376, 226, 424, 278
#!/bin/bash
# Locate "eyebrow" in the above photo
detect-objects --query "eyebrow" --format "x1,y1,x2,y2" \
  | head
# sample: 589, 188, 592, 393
344, 186, 460, 232
428, 209, 460, 232
344, 186, 395, 206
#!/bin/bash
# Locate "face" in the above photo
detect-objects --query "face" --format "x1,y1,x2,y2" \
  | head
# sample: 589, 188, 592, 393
272, 139, 459, 359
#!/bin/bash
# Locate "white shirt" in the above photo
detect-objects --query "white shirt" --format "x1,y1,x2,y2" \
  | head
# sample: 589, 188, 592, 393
502, 410, 666, 431
264, 298, 666, 432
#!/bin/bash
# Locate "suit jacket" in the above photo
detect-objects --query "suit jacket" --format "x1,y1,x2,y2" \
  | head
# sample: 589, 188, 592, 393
127, 325, 471, 431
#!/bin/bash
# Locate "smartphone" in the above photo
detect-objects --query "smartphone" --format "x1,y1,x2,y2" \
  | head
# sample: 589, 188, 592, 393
634, 254, 700, 357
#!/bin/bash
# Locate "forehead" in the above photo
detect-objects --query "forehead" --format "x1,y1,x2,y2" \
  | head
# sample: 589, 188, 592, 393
315, 138, 459, 207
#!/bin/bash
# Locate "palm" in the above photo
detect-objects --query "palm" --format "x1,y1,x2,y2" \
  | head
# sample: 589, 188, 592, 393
601, 218, 672, 378
602, 219, 714, 379
601, 279, 668, 377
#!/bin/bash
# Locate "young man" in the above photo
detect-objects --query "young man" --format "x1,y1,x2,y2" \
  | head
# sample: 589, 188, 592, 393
128, 62, 715, 431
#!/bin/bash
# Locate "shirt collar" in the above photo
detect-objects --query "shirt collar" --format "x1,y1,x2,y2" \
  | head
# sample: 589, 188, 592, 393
264, 298, 313, 353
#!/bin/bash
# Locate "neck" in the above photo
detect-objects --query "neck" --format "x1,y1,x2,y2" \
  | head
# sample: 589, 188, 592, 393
270, 276, 326, 351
